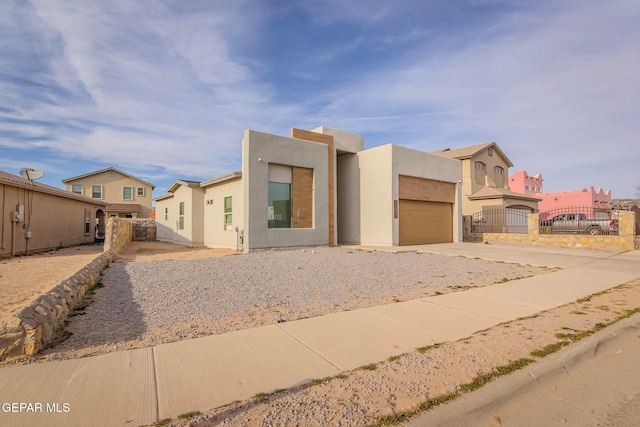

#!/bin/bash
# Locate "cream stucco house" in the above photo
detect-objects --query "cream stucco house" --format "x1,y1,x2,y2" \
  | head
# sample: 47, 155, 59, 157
62, 168, 155, 219
155, 126, 463, 252
431, 142, 540, 216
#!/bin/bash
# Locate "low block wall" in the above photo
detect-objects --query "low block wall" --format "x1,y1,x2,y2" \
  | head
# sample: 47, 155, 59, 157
0, 217, 134, 361
131, 218, 156, 241
465, 212, 636, 252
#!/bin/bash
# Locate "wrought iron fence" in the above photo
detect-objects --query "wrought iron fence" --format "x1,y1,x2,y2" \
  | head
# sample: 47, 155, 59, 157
470, 208, 530, 234
469, 206, 620, 236
538, 206, 618, 236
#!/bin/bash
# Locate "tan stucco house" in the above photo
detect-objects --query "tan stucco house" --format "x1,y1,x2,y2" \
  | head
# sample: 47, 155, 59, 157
62, 167, 155, 218
156, 126, 463, 252
431, 142, 540, 216
1, 170, 107, 257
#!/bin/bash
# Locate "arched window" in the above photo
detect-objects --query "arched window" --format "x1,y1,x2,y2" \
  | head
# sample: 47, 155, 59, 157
494, 166, 505, 188
474, 162, 486, 185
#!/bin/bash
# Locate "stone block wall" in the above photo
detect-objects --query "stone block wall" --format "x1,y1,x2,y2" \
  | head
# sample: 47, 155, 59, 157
130, 218, 156, 241
0, 217, 134, 361
465, 212, 636, 252
103, 216, 133, 255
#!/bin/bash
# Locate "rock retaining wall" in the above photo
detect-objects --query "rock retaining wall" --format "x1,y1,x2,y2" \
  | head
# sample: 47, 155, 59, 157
0, 217, 133, 362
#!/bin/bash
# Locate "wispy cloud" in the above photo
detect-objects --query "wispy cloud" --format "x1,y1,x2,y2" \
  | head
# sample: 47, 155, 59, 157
312, 0, 640, 194
1, 0, 638, 197
1, 0, 292, 189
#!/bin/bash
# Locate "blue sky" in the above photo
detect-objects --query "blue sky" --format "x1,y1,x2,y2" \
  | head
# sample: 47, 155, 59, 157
1, 0, 638, 198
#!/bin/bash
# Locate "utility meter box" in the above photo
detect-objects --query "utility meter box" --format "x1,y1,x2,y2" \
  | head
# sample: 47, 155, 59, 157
16, 204, 24, 223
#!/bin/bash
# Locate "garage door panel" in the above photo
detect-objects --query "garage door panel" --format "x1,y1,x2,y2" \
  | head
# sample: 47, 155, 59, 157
398, 176, 455, 204
399, 200, 452, 245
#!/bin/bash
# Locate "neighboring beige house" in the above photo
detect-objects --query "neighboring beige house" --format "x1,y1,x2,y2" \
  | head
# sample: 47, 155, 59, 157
431, 142, 540, 215
1, 170, 107, 257
155, 173, 243, 248
156, 126, 463, 252
62, 167, 155, 218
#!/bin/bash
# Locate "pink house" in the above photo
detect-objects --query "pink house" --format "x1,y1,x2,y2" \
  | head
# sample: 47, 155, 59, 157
509, 170, 612, 220
509, 170, 543, 195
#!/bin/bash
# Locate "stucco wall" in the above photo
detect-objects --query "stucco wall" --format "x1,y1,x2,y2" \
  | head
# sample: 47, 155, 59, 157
538, 186, 612, 214
509, 170, 543, 195
203, 177, 244, 249
357, 145, 394, 245
242, 130, 329, 252
154, 195, 174, 243
337, 154, 361, 244
312, 126, 364, 153
1, 184, 104, 257
464, 149, 511, 194
348, 144, 463, 246
465, 198, 504, 216
390, 145, 463, 244
465, 197, 539, 216
155, 186, 205, 246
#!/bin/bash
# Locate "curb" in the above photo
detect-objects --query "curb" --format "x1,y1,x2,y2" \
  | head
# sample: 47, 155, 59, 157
402, 312, 640, 427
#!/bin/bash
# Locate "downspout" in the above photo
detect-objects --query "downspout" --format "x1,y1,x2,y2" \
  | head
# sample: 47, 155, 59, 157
25, 188, 32, 253
1, 184, 5, 251
11, 212, 16, 256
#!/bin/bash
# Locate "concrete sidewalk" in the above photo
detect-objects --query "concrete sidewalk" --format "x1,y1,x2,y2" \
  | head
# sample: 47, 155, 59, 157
0, 244, 638, 427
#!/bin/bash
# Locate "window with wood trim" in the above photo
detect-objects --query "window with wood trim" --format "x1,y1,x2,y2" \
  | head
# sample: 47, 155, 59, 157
267, 164, 313, 229
268, 164, 291, 228
291, 167, 313, 228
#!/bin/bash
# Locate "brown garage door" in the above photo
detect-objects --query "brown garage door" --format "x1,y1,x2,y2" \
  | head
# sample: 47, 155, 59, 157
399, 200, 453, 245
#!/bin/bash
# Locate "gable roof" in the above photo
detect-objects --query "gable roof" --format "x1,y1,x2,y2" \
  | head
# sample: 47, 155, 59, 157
166, 179, 202, 193
431, 142, 514, 167
155, 172, 242, 202
154, 193, 174, 202
62, 167, 156, 189
200, 171, 242, 188
0, 170, 107, 206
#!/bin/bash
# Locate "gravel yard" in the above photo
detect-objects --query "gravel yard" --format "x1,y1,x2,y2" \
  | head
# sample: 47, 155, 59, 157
43, 246, 549, 359
13, 243, 640, 427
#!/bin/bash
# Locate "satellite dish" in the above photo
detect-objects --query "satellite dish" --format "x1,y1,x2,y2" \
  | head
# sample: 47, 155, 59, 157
19, 168, 45, 182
